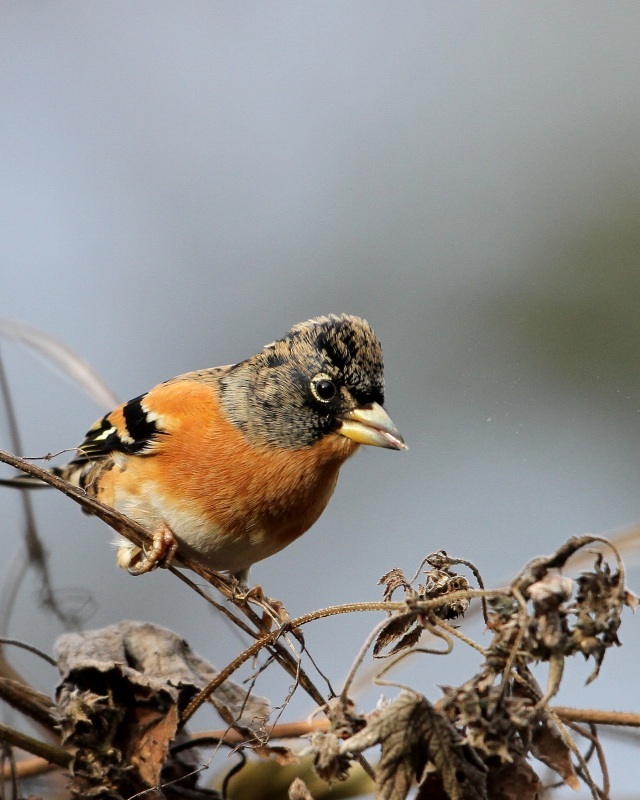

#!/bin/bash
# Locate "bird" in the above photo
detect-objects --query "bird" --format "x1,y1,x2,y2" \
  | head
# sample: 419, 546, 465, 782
4, 314, 406, 581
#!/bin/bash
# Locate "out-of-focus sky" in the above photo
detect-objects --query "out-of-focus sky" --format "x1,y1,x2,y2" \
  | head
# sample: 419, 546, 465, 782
2, 3, 640, 795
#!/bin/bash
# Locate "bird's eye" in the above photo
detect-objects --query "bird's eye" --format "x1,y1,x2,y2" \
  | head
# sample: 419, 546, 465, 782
311, 374, 337, 403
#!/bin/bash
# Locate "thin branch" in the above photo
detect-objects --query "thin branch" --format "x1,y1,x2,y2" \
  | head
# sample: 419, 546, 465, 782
0, 319, 119, 410
0, 638, 56, 667
553, 707, 640, 728
0, 352, 82, 629
1, 756, 55, 780
340, 615, 407, 703
566, 721, 610, 799
0, 678, 57, 732
0, 723, 71, 769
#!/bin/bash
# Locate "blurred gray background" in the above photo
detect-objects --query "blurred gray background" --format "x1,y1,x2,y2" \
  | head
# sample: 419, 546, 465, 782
1, 3, 640, 796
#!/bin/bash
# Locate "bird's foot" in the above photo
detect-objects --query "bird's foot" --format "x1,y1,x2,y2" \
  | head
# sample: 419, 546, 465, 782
127, 523, 179, 575
230, 580, 293, 631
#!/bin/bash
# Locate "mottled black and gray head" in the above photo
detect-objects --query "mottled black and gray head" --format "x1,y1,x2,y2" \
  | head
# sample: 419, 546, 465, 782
218, 314, 406, 450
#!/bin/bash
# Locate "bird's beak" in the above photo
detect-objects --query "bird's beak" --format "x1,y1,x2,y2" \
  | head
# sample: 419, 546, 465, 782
338, 402, 408, 451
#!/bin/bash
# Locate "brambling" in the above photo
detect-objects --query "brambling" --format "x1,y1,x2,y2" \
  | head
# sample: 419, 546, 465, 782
8, 315, 406, 580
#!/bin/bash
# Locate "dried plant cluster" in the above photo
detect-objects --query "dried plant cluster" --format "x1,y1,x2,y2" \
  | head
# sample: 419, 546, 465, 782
0, 454, 636, 800
299, 541, 637, 800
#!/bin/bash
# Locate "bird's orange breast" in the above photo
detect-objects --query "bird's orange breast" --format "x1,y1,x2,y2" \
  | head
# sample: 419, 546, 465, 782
96, 380, 359, 570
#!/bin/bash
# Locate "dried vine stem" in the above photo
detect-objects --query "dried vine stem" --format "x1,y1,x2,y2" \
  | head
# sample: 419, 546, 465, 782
182, 589, 497, 723
1, 755, 55, 780
554, 708, 640, 727
0, 723, 71, 770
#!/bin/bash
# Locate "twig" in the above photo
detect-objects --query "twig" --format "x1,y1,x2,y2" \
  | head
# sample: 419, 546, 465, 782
553, 707, 640, 728
0, 638, 56, 667
1, 755, 55, 780
0, 353, 82, 630
567, 721, 610, 799
0, 723, 71, 769
0, 678, 57, 731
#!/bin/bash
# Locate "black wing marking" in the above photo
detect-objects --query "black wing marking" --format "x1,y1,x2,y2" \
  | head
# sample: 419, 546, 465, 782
72, 393, 165, 464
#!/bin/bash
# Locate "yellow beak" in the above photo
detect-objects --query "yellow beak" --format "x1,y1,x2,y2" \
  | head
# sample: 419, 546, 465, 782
338, 402, 407, 451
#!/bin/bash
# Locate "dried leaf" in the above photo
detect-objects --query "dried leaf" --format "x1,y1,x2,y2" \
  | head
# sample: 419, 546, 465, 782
289, 777, 314, 800
129, 704, 179, 787
419, 704, 487, 800
439, 674, 526, 763
419, 570, 471, 620
385, 625, 425, 657
526, 574, 573, 609
57, 687, 120, 746
56, 620, 271, 733
310, 732, 351, 784
484, 756, 542, 800
341, 692, 486, 800
373, 614, 418, 657
530, 715, 579, 790
324, 696, 367, 738
542, 654, 565, 704
55, 621, 272, 796
379, 568, 410, 602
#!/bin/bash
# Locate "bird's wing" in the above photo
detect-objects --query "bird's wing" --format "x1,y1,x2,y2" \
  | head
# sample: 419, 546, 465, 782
72, 366, 229, 464
72, 391, 166, 463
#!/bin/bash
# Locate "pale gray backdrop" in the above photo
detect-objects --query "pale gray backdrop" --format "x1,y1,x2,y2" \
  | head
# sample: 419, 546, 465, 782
1, 4, 640, 796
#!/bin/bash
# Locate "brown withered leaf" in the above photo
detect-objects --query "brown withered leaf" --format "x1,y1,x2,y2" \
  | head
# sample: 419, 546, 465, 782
625, 589, 639, 610
415, 772, 454, 800
379, 568, 412, 603
419, 701, 487, 800
341, 692, 487, 800
128, 704, 179, 787
485, 756, 542, 800
373, 614, 420, 657
526, 573, 574, 610
324, 695, 367, 738
379, 558, 474, 627
56, 620, 270, 733
570, 556, 628, 684
57, 687, 122, 746
439, 674, 527, 764
384, 625, 425, 657
55, 621, 272, 797
310, 732, 351, 784
69, 745, 130, 800
288, 777, 314, 800
530, 715, 579, 790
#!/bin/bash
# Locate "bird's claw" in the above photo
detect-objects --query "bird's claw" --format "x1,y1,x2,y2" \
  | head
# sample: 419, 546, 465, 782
128, 523, 178, 575
230, 582, 294, 631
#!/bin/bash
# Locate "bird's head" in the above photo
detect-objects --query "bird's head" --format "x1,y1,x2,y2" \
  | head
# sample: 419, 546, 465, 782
219, 314, 407, 453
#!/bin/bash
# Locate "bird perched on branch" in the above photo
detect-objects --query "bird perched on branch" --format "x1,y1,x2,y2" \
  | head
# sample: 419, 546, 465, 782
5, 315, 406, 581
